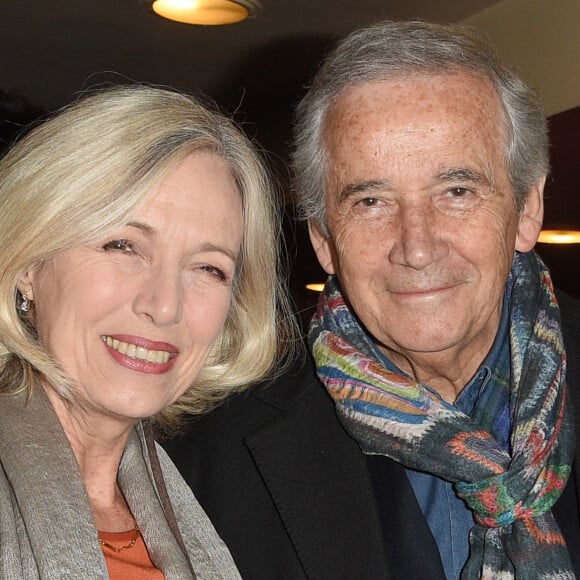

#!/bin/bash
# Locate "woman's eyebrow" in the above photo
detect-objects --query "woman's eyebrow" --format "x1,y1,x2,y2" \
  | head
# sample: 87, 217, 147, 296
198, 242, 239, 262
126, 222, 239, 262
126, 221, 156, 236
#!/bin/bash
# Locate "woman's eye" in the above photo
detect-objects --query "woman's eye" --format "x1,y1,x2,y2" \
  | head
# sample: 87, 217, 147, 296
200, 265, 228, 283
103, 239, 134, 253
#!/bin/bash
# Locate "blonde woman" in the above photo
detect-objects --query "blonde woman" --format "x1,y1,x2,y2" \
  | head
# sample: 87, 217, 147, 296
0, 85, 294, 579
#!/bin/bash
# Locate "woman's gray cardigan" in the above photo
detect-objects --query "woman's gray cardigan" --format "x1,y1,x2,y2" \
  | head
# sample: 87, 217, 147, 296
0, 387, 241, 579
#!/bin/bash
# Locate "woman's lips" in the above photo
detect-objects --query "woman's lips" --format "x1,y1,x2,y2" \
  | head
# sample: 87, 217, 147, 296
102, 335, 178, 374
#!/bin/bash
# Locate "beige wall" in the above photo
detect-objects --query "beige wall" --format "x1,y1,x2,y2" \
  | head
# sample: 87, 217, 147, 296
464, 0, 580, 116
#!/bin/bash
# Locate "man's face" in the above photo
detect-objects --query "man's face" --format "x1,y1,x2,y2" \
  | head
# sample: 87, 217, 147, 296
310, 72, 543, 383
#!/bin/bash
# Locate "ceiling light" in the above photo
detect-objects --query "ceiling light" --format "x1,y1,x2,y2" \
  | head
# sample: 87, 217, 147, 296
151, 0, 260, 25
538, 229, 580, 244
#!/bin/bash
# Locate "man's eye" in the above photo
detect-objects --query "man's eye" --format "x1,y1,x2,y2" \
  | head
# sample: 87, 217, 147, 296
447, 187, 471, 197
356, 197, 381, 207
103, 239, 134, 253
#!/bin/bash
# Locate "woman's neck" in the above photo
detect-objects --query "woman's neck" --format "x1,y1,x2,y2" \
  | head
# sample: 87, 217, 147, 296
41, 382, 136, 531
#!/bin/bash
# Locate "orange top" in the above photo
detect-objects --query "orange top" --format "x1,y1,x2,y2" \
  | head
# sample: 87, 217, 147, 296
99, 529, 165, 580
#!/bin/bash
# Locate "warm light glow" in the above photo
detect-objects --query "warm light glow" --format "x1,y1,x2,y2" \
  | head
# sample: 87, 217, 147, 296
306, 283, 325, 293
151, 0, 257, 25
538, 229, 580, 244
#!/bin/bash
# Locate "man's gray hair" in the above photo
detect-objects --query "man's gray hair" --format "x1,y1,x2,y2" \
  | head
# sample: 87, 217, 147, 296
292, 20, 549, 233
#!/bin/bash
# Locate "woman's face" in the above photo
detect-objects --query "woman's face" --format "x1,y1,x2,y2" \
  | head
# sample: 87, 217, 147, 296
21, 152, 243, 424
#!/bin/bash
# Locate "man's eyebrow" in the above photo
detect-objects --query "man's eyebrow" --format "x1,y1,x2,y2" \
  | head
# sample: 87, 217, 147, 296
337, 170, 489, 202
339, 179, 390, 202
433, 168, 487, 183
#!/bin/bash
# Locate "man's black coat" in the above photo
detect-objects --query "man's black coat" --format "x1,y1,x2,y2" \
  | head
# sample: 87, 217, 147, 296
165, 291, 580, 579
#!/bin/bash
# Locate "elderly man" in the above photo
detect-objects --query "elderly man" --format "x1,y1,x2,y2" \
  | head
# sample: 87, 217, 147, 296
166, 21, 580, 579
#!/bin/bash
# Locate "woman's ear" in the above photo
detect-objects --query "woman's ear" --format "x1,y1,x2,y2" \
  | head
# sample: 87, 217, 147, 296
17, 269, 36, 302
308, 221, 336, 275
515, 176, 545, 252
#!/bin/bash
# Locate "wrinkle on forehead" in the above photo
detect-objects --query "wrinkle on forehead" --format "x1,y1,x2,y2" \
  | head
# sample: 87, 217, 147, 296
324, 71, 506, 147
322, 71, 509, 197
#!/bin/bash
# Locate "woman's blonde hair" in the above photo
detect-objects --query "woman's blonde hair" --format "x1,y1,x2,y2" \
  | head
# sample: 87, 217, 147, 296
0, 84, 296, 430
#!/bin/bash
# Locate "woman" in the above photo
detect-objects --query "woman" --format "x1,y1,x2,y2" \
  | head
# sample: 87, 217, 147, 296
0, 85, 294, 579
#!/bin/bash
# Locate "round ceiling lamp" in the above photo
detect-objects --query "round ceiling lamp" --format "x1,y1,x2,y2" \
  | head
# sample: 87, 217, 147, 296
151, 0, 260, 25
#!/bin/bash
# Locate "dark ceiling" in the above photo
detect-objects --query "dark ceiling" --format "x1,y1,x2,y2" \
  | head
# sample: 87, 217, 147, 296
2, 0, 578, 308
2, 0, 502, 149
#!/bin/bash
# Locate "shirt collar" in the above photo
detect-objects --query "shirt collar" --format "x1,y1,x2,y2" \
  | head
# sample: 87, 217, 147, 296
455, 281, 511, 414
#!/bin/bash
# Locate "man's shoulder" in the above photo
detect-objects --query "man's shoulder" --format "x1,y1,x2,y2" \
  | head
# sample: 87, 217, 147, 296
557, 291, 580, 384
558, 290, 580, 351
558, 289, 580, 318
555, 291, 580, 424
164, 351, 358, 498
213, 352, 323, 415
248, 352, 322, 410
168, 353, 327, 446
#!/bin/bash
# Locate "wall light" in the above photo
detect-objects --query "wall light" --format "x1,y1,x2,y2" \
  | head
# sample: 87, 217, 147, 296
305, 283, 325, 293
151, 0, 260, 25
538, 229, 580, 244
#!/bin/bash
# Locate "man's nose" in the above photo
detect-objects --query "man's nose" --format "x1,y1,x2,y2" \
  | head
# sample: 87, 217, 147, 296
388, 204, 447, 270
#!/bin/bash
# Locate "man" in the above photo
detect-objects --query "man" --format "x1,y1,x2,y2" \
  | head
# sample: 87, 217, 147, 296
166, 21, 580, 579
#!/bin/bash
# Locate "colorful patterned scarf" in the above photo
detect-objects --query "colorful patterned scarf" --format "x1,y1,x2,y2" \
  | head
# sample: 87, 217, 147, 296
309, 251, 575, 579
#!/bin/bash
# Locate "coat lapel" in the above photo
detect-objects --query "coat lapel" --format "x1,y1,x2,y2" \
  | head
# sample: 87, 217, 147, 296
366, 455, 446, 579
245, 376, 390, 579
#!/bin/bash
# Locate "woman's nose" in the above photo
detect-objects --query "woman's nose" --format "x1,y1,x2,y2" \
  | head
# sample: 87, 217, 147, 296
132, 267, 183, 327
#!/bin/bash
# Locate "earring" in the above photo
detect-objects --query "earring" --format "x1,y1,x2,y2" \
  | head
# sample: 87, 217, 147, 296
20, 293, 30, 313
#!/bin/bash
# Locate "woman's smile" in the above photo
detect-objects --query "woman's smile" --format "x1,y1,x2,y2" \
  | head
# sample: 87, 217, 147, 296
102, 335, 178, 373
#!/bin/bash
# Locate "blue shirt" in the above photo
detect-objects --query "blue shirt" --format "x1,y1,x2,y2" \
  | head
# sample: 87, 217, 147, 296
374, 289, 511, 579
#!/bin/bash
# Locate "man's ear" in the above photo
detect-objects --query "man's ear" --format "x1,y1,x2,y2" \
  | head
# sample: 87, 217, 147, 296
308, 221, 336, 275
515, 176, 545, 252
